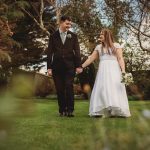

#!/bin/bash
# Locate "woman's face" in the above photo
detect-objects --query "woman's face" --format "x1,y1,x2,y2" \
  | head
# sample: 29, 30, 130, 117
99, 32, 105, 42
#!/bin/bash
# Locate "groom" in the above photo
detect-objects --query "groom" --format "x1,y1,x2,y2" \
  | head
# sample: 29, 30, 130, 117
47, 16, 83, 117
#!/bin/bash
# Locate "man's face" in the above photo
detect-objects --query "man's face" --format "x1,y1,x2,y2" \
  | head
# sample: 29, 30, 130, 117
60, 20, 72, 31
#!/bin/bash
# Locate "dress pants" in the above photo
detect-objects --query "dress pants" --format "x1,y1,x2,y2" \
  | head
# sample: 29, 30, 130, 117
53, 67, 75, 114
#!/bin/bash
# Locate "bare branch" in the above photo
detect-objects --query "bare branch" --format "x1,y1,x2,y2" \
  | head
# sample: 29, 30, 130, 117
124, 20, 150, 38
40, 0, 44, 27
137, 1, 150, 52
17, 0, 50, 36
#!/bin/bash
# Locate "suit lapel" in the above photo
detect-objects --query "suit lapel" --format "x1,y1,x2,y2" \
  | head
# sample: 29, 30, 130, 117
55, 30, 64, 46
64, 31, 71, 46
55, 30, 71, 46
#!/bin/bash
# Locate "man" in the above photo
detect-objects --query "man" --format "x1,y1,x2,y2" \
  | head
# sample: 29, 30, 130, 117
47, 16, 83, 117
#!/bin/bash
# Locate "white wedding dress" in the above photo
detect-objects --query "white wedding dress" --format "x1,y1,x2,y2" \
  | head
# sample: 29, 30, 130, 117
89, 43, 131, 117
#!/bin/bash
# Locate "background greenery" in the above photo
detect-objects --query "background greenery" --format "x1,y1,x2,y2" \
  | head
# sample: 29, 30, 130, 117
0, 0, 149, 99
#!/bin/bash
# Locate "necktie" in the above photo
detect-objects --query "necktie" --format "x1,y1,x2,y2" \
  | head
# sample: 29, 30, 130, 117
60, 32, 66, 44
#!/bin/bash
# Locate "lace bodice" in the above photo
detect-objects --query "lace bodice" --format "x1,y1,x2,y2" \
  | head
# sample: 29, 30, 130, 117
94, 43, 122, 61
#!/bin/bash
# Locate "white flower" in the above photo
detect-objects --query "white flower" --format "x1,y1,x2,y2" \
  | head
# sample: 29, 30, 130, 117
67, 34, 72, 38
121, 72, 134, 85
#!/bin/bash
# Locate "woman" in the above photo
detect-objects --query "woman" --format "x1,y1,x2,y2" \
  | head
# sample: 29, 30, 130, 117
82, 29, 131, 117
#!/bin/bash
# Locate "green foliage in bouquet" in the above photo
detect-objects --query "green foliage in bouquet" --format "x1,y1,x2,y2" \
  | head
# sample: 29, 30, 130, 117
121, 72, 134, 86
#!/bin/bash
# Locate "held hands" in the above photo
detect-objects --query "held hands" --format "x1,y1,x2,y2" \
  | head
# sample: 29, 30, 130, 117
76, 67, 83, 74
47, 69, 52, 76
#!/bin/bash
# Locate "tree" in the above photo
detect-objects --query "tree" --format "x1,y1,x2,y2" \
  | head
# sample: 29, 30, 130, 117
0, 0, 58, 72
97, 0, 150, 52
0, 0, 27, 86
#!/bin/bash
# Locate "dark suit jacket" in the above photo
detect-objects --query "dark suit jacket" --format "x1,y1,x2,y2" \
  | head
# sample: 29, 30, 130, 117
47, 30, 81, 70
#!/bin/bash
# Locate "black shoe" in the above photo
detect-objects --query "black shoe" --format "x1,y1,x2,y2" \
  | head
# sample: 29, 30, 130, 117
110, 115, 127, 118
59, 112, 66, 117
64, 112, 68, 116
67, 112, 74, 117
91, 115, 102, 118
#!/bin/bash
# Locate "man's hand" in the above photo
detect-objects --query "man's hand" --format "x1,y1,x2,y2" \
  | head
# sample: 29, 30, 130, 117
47, 69, 52, 76
76, 67, 83, 74
9, 31, 13, 36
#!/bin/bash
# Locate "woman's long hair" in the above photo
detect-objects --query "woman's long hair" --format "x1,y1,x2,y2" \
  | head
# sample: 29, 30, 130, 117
101, 29, 116, 55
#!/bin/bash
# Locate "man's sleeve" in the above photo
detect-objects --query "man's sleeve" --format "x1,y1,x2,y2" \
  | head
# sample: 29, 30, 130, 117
47, 35, 53, 69
73, 34, 81, 68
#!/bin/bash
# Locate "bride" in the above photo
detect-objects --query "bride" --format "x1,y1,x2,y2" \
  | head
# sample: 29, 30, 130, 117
82, 29, 131, 118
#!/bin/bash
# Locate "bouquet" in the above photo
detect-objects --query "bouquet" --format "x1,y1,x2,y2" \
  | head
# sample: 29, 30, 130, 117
121, 72, 134, 85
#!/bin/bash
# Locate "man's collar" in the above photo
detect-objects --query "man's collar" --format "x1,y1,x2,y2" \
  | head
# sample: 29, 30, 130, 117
59, 28, 67, 34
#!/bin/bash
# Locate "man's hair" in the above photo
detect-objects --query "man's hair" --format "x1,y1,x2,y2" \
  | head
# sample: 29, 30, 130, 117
60, 15, 72, 22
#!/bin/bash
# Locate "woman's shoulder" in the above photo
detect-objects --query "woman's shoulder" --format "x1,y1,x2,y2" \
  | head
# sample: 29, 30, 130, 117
94, 44, 102, 51
113, 42, 123, 49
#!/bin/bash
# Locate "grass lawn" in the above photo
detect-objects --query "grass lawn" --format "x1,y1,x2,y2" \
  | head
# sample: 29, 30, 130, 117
0, 99, 150, 150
